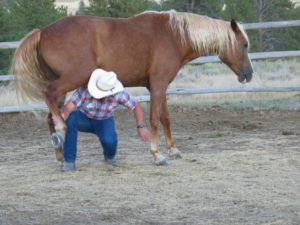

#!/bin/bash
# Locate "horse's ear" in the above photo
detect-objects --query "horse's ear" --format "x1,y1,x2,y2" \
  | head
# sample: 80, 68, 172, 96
231, 19, 239, 33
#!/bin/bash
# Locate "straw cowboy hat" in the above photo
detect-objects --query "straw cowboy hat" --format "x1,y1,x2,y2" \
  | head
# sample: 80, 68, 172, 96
88, 68, 124, 99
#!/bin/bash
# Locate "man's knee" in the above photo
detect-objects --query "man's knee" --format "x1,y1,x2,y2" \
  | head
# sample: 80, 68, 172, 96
101, 135, 117, 148
66, 111, 80, 128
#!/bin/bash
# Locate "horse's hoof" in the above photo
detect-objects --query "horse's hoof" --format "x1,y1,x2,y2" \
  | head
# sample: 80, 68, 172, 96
168, 148, 182, 160
51, 132, 64, 149
154, 154, 169, 166
155, 159, 169, 166
55, 148, 64, 162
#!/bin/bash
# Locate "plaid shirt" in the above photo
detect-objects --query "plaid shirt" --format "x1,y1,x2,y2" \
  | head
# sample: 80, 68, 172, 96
71, 87, 137, 120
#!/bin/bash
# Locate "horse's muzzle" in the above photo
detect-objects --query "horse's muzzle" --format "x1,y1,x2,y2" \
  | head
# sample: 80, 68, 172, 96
238, 68, 253, 83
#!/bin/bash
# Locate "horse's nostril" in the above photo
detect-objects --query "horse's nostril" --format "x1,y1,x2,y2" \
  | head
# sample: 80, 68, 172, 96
246, 73, 253, 82
238, 75, 246, 83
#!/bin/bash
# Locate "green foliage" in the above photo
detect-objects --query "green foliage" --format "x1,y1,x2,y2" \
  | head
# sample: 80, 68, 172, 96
248, 0, 300, 51
147, 0, 162, 10
85, 0, 148, 17
0, 0, 67, 74
220, 0, 258, 22
162, 0, 225, 18
76, 0, 87, 16
8, 0, 67, 40
0, 3, 10, 41
0, 3, 11, 74
273, 3, 300, 51
0, 49, 13, 74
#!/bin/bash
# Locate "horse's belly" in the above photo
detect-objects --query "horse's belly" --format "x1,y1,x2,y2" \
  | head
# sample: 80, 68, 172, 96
96, 51, 150, 87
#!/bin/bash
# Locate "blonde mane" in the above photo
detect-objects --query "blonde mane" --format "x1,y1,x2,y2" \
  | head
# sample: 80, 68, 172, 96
167, 11, 247, 55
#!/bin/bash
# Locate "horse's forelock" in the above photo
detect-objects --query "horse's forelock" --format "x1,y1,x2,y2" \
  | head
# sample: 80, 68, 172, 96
168, 12, 241, 54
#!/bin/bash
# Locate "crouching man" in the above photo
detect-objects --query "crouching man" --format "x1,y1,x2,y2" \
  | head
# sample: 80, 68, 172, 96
56, 69, 150, 171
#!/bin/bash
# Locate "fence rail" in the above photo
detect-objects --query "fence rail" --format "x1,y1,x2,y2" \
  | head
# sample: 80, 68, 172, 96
166, 86, 300, 94
1, 19, 300, 113
2, 85, 300, 113
0, 41, 19, 49
189, 50, 300, 64
243, 20, 300, 30
0, 96, 151, 113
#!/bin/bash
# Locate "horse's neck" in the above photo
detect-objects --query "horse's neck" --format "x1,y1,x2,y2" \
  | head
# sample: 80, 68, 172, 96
178, 35, 218, 65
175, 18, 231, 63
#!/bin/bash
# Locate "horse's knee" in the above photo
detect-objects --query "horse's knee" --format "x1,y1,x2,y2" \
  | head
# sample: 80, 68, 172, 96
160, 115, 170, 127
150, 114, 160, 126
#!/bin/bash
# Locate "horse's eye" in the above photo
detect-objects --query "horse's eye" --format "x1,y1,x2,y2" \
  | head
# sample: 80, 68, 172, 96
244, 43, 248, 48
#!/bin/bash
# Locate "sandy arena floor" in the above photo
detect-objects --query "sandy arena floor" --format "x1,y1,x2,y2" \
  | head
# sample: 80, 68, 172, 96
0, 105, 299, 225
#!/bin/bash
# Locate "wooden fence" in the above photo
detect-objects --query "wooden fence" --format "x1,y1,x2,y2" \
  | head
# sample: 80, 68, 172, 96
0, 19, 300, 113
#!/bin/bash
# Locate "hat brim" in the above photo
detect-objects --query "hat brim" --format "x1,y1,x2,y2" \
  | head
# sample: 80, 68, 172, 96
88, 70, 124, 99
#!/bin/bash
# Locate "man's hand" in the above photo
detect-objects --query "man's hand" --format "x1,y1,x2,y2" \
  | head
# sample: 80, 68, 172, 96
133, 102, 150, 142
137, 127, 151, 142
60, 100, 76, 121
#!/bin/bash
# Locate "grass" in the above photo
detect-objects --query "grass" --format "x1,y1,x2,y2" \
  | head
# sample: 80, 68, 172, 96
1, 59, 300, 110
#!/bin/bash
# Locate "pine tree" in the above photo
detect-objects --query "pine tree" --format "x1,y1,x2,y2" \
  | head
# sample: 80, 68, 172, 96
0, 0, 68, 74
76, 0, 86, 15
85, 0, 148, 17
162, 0, 225, 18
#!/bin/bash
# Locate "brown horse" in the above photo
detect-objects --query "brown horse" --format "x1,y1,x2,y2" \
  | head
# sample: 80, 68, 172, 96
12, 11, 253, 165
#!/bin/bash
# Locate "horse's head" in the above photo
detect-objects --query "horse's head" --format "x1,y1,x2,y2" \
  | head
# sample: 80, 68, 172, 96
219, 20, 253, 83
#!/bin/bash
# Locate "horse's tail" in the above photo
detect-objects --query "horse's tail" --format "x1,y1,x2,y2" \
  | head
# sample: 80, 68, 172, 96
11, 29, 54, 102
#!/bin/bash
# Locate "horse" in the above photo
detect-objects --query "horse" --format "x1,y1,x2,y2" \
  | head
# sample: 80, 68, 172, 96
11, 10, 253, 165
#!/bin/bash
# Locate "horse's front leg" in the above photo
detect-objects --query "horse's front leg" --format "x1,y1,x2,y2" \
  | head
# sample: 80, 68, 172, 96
160, 96, 182, 159
149, 90, 169, 166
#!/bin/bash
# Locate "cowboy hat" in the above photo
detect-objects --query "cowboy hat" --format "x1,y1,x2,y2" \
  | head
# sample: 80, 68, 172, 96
88, 68, 124, 99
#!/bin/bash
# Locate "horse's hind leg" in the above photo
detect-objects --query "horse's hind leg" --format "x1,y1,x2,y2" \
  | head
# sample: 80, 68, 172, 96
47, 94, 66, 161
47, 94, 66, 133
43, 76, 81, 149
43, 80, 67, 133
160, 96, 182, 159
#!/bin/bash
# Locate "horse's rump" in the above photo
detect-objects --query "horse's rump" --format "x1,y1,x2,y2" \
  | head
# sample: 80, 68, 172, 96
11, 29, 56, 101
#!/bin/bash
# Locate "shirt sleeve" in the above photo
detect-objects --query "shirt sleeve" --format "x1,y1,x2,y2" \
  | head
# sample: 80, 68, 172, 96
115, 90, 137, 110
70, 87, 86, 108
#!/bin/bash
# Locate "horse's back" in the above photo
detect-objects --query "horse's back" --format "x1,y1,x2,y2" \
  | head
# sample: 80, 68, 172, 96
39, 13, 175, 86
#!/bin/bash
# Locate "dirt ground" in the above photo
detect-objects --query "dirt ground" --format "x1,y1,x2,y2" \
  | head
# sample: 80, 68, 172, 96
0, 105, 299, 225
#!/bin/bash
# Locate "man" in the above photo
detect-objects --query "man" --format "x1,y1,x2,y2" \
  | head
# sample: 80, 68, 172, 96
55, 69, 150, 171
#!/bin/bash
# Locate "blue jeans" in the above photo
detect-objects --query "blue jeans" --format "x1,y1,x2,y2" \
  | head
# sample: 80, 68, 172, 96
63, 110, 118, 163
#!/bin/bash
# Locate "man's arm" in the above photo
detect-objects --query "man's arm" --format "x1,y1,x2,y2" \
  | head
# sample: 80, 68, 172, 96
134, 102, 150, 142
61, 100, 76, 120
